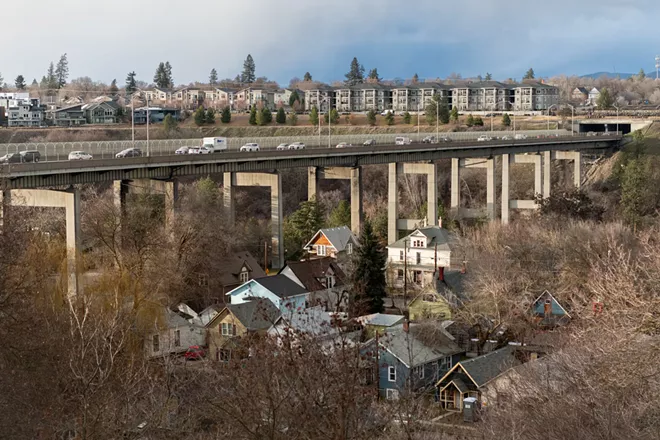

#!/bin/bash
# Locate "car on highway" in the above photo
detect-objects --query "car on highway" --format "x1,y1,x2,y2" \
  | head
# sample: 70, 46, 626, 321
115, 148, 142, 158
189, 146, 212, 154
184, 345, 206, 361
240, 143, 260, 152
68, 151, 93, 160
586, 132, 597, 137
422, 136, 437, 144
276, 143, 289, 151
0, 153, 23, 164
363, 139, 375, 146
175, 146, 190, 155
20, 150, 41, 163
288, 142, 305, 150
477, 135, 492, 142
514, 134, 528, 140
501, 135, 512, 141
440, 136, 452, 142
335, 142, 352, 148
395, 136, 412, 145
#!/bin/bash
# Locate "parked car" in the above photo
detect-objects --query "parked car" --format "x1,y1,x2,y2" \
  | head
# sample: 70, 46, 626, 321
20, 150, 41, 163
240, 143, 260, 152
335, 142, 352, 148
586, 131, 597, 137
0, 153, 23, 164
363, 139, 375, 146
422, 136, 437, 144
115, 148, 142, 158
514, 134, 528, 140
276, 143, 289, 151
477, 135, 492, 142
175, 146, 190, 155
395, 136, 412, 145
381, 109, 394, 116
68, 151, 93, 160
184, 345, 206, 361
189, 146, 212, 154
288, 142, 305, 150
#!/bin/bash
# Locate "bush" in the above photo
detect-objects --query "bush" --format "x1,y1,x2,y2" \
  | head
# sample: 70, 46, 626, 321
474, 116, 484, 126
205, 108, 215, 124
194, 107, 206, 126
287, 112, 298, 126
466, 114, 474, 127
366, 109, 377, 126
403, 111, 411, 124
221, 106, 231, 123
276, 107, 286, 124
249, 107, 257, 125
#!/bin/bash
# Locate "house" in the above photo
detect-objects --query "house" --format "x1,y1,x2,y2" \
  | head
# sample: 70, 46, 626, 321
530, 290, 571, 328
386, 226, 451, 289
361, 321, 463, 399
143, 87, 173, 103
588, 87, 601, 105
48, 104, 86, 126
303, 226, 358, 263
206, 299, 280, 361
225, 274, 309, 314
215, 250, 267, 296
571, 87, 589, 103
435, 345, 523, 410
279, 257, 349, 311
83, 101, 120, 124
145, 307, 206, 358
268, 306, 353, 348
356, 313, 405, 338
7, 102, 45, 127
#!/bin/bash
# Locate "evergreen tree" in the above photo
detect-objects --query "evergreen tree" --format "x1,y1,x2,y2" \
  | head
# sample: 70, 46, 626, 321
438, 100, 450, 124
154, 62, 168, 88
249, 107, 257, 125
276, 107, 286, 124
209, 68, 218, 85
385, 111, 395, 125
55, 53, 69, 88
344, 57, 365, 86
221, 106, 231, 123
403, 111, 412, 124
31, 78, 38, 86
309, 106, 319, 126
164, 61, 173, 87
262, 106, 272, 124
473, 116, 484, 126
367, 68, 380, 81
466, 114, 474, 127
109, 79, 119, 94
485, 72, 493, 80
162, 114, 178, 135
241, 54, 256, 84
638, 68, 646, 81
450, 106, 459, 123
351, 220, 387, 316
193, 106, 206, 126
0, 72, 3, 89
366, 109, 377, 126
324, 108, 339, 124
125, 71, 137, 95
597, 88, 614, 109
289, 90, 300, 107
523, 68, 535, 80
328, 200, 352, 227
502, 113, 511, 127
284, 198, 325, 260
621, 157, 651, 231
287, 111, 298, 126
412, 73, 419, 84
205, 108, 216, 124
303, 72, 312, 81
45, 62, 57, 95
14, 75, 26, 90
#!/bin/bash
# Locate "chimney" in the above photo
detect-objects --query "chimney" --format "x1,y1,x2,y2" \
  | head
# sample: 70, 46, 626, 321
438, 266, 445, 281
402, 320, 409, 333
544, 299, 552, 317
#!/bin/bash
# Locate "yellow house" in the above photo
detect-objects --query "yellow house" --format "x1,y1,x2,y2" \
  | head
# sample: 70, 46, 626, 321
206, 299, 280, 362
408, 291, 453, 321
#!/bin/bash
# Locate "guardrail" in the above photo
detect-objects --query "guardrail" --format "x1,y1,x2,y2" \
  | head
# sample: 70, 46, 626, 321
0, 129, 575, 162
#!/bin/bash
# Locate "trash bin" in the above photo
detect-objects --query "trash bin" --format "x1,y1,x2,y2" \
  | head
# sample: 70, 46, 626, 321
463, 397, 479, 422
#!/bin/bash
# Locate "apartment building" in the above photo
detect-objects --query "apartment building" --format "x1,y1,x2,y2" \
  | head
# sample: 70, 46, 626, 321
451, 81, 513, 111
7, 102, 45, 127
304, 86, 335, 112
514, 82, 559, 111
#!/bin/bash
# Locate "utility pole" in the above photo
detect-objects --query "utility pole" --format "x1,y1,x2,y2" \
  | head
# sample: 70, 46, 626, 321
374, 331, 380, 398
403, 239, 408, 306
264, 241, 268, 274
131, 94, 135, 146
146, 96, 150, 157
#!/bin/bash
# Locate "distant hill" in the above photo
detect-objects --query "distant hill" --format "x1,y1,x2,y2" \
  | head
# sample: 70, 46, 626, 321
580, 72, 635, 79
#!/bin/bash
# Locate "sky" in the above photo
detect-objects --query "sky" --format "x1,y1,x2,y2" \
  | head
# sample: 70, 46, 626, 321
2, 0, 659, 88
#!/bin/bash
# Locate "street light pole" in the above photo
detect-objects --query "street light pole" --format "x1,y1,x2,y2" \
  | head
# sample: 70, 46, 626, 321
547, 104, 557, 134
613, 104, 620, 135
131, 95, 135, 146
436, 96, 439, 140
146, 97, 150, 157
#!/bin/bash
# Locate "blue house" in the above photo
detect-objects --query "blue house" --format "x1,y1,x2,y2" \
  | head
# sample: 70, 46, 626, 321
530, 290, 571, 328
361, 322, 463, 400
225, 274, 309, 314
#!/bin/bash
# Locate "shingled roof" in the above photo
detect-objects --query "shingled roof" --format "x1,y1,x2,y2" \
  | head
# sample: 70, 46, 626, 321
225, 300, 280, 331
280, 257, 347, 292
448, 345, 522, 388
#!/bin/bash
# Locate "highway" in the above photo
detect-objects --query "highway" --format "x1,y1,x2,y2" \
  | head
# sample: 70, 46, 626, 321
0, 134, 621, 190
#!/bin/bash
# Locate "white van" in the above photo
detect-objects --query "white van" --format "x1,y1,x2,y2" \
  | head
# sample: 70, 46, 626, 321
514, 134, 528, 140
202, 137, 228, 153
395, 136, 412, 145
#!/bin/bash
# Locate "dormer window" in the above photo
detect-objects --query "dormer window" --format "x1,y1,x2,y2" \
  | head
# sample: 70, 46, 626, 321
239, 268, 249, 283
412, 239, 425, 248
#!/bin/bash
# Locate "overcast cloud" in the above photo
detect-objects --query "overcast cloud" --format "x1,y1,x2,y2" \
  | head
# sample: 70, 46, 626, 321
1, 0, 659, 86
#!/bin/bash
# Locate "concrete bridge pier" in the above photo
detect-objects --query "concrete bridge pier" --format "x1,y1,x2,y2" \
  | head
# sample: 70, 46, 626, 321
451, 157, 496, 220
388, 162, 438, 244
224, 172, 284, 269
113, 179, 180, 229
501, 153, 543, 224
307, 166, 363, 234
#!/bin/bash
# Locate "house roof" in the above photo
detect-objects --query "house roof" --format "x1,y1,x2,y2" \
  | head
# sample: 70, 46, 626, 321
273, 306, 342, 338
165, 308, 195, 329
530, 290, 571, 317
574, 87, 589, 94
357, 313, 405, 328
218, 250, 266, 287
454, 346, 522, 388
279, 257, 347, 292
254, 274, 308, 299
49, 104, 83, 113
226, 299, 280, 331
378, 322, 463, 368
304, 226, 356, 252
388, 226, 451, 251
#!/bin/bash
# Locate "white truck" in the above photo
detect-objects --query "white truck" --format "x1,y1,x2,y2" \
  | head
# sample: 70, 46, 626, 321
202, 137, 228, 153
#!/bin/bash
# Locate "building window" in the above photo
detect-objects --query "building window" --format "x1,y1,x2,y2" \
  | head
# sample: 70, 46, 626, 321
414, 365, 425, 379
397, 269, 404, 280
317, 245, 327, 256
326, 275, 336, 288
388, 366, 396, 382
416, 253, 421, 265
439, 356, 452, 371
198, 273, 208, 287
386, 389, 400, 400
399, 250, 404, 261
152, 335, 160, 353
239, 269, 249, 283
174, 330, 181, 347
347, 243, 353, 255
221, 323, 237, 336
218, 349, 231, 362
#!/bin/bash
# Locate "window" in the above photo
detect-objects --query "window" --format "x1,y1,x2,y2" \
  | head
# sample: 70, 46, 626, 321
326, 275, 335, 288
414, 365, 425, 379
152, 335, 160, 353
218, 349, 231, 362
317, 245, 327, 256
416, 253, 421, 265
198, 273, 208, 287
439, 356, 452, 371
386, 389, 400, 400
397, 269, 404, 280
174, 330, 181, 347
388, 366, 397, 382
221, 323, 237, 336
347, 243, 353, 255
239, 269, 249, 283
399, 250, 404, 261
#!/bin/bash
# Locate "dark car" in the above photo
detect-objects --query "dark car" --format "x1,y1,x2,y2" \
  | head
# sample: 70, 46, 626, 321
363, 139, 375, 146
184, 345, 206, 361
440, 136, 452, 142
0, 153, 23, 164
20, 150, 41, 163
422, 135, 436, 144
115, 148, 143, 158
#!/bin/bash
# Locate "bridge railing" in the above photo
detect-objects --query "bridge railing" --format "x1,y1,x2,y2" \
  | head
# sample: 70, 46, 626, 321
0, 129, 574, 161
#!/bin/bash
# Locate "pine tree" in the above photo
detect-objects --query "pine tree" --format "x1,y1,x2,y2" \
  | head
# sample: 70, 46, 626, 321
351, 220, 387, 316
403, 111, 412, 124
309, 106, 319, 126
276, 107, 286, 124
193, 106, 206, 126
31, 78, 38, 86
55, 53, 69, 88
261, 106, 272, 124
249, 107, 257, 125
367, 68, 380, 81
154, 62, 168, 88
502, 113, 511, 127
45, 62, 57, 96
621, 157, 651, 231
638, 69, 646, 81
221, 106, 231, 123
474, 116, 484, 126
412, 73, 419, 84
109, 79, 119, 94
303, 72, 312, 81
366, 109, 377, 126
344, 57, 365, 86
284, 197, 326, 260
385, 112, 395, 126
163, 114, 178, 135
324, 108, 339, 124
485, 72, 493, 80
328, 200, 351, 227
14, 75, 26, 90
287, 112, 298, 126
289, 90, 300, 107
241, 54, 256, 84
126, 71, 137, 95
596, 88, 614, 109
523, 68, 535, 80
164, 61, 173, 87
466, 114, 474, 127
450, 106, 459, 123
205, 108, 215, 124
209, 68, 218, 85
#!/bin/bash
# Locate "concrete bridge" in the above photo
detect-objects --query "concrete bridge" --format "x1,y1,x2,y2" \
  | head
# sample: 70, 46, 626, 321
0, 134, 621, 295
